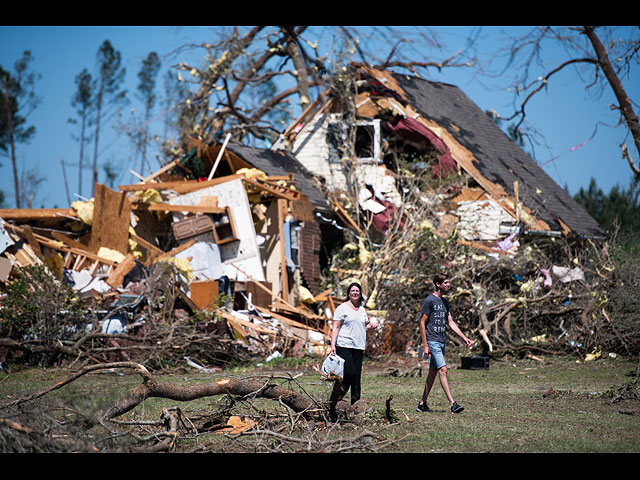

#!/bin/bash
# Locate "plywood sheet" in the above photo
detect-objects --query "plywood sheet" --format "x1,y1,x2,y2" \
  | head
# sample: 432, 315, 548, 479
90, 184, 131, 254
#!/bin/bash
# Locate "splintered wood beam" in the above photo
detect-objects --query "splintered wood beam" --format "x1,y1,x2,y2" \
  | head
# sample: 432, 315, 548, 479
241, 176, 300, 201
217, 310, 278, 338
456, 239, 512, 255
331, 200, 365, 236
131, 203, 225, 214
129, 232, 164, 258
0, 208, 77, 220
106, 254, 138, 287
118, 174, 242, 194
51, 231, 94, 253
151, 239, 196, 263
19, 225, 43, 259
229, 262, 296, 311
313, 287, 334, 302
253, 306, 323, 332
142, 159, 179, 183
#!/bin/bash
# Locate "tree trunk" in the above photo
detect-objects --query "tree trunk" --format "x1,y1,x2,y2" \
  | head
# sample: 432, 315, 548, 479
3, 76, 20, 208
78, 113, 86, 196
583, 26, 640, 180
1, 360, 325, 426
101, 374, 318, 423
92, 77, 104, 196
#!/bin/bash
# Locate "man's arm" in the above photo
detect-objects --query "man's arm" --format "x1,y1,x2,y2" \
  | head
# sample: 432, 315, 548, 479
448, 313, 472, 346
419, 313, 430, 357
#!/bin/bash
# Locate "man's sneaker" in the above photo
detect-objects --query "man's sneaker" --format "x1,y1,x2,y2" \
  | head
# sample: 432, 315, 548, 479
451, 402, 464, 413
416, 401, 433, 412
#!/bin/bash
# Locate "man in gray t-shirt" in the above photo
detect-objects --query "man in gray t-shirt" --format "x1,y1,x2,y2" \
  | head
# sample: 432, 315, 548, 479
417, 274, 473, 414
420, 293, 450, 344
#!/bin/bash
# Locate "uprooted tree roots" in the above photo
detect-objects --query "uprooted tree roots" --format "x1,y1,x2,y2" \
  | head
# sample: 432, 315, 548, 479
0, 362, 399, 453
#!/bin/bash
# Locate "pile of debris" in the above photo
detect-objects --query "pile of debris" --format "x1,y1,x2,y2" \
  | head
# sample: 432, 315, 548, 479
1, 65, 636, 369
268, 65, 634, 360
0, 138, 338, 368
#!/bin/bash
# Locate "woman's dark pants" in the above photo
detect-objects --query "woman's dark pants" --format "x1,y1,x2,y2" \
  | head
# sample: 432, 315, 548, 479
335, 346, 363, 404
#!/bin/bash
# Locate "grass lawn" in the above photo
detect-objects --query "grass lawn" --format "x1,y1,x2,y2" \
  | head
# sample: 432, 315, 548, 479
360, 355, 640, 453
1, 353, 638, 453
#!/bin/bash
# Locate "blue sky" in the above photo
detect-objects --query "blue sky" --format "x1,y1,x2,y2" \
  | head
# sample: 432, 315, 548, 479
1, 26, 638, 209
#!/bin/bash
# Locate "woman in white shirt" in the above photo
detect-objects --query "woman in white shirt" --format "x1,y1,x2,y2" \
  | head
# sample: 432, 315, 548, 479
330, 282, 378, 404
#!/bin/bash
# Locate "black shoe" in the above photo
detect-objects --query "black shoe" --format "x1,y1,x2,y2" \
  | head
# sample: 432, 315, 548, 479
416, 401, 434, 412
451, 402, 464, 413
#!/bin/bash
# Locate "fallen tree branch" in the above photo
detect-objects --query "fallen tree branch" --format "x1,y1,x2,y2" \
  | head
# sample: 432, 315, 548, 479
0, 361, 332, 428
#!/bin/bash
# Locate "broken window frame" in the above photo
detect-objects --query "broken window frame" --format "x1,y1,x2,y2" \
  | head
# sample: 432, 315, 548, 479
211, 207, 238, 245
327, 116, 382, 165
354, 119, 382, 164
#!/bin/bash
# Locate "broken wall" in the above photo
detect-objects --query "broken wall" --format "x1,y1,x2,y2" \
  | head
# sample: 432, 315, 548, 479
168, 176, 265, 283
287, 112, 350, 192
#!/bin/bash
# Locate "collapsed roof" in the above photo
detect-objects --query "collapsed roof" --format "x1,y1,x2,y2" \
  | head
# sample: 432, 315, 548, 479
388, 69, 604, 240
224, 143, 331, 215
277, 66, 605, 241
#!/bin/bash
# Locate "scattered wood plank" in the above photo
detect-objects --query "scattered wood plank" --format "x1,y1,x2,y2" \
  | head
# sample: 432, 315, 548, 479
118, 174, 242, 194
106, 254, 138, 288
20, 225, 44, 260
0, 208, 77, 220
129, 232, 164, 263
51, 231, 94, 253
457, 239, 512, 255
131, 203, 226, 214
142, 159, 179, 183
3, 222, 117, 270
254, 306, 326, 334
230, 262, 291, 309
152, 239, 196, 263
216, 309, 278, 338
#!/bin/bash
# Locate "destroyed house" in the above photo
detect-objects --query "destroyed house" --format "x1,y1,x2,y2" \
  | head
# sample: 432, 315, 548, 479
0, 135, 335, 353
207, 140, 332, 298
275, 66, 605, 246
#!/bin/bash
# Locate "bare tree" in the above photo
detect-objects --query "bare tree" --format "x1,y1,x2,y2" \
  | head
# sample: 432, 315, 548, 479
68, 68, 94, 197
493, 26, 640, 181
582, 26, 640, 180
0, 51, 41, 208
91, 40, 127, 195
168, 26, 476, 150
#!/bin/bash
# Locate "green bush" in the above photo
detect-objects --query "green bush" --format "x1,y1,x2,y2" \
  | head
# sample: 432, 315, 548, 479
0, 265, 88, 365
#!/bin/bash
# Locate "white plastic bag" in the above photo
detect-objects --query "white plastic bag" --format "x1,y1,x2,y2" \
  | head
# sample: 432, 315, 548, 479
321, 354, 345, 379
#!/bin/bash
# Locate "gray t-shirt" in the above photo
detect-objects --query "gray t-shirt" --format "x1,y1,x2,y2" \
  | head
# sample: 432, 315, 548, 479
420, 294, 450, 344
333, 301, 369, 350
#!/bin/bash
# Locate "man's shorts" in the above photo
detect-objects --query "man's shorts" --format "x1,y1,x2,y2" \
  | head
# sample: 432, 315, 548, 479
426, 341, 447, 369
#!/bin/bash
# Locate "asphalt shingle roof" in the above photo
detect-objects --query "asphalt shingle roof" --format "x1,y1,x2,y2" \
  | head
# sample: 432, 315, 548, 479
225, 143, 330, 213
391, 72, 605, 239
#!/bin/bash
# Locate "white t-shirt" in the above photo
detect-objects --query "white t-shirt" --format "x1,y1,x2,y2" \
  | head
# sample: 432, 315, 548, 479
333, 301, 369, 350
